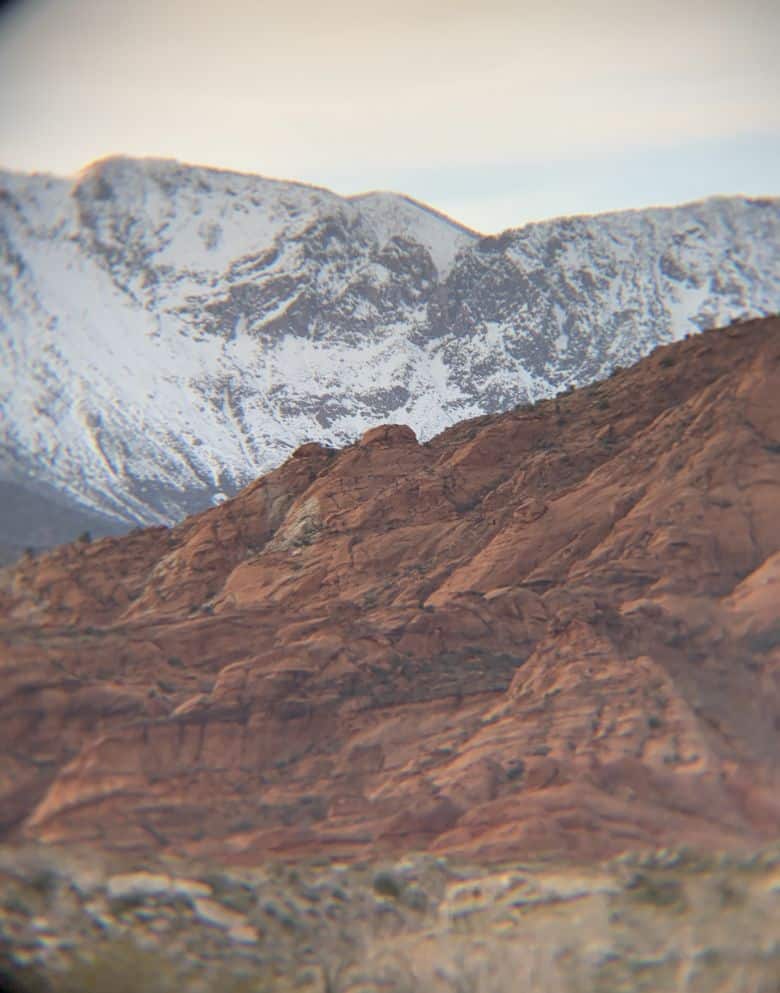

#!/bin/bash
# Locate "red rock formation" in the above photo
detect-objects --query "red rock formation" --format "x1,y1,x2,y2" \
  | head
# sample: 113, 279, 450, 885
1, 317, 779, 862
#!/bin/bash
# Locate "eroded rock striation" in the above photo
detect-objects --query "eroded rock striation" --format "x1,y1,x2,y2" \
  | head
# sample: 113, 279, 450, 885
0, 317, 779, 862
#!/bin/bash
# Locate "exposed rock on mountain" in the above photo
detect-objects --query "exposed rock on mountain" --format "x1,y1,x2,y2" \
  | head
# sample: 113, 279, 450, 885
1, 156, 778, 538
0, 317, 778, 861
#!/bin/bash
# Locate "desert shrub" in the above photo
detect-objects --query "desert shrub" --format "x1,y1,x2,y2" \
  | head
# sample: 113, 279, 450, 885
2, 891, 31, 916
28, 867, 58, 897
107, 892, 147, 915
0, 956, 48, 993
373, 871, 402, 900
200, 870, 256, 913
400, 884, 428, 913
625, 872, 686, 910
505, 759, 526, 781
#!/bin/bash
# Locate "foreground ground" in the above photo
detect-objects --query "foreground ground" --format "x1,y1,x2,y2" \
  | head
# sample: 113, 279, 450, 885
1, 844, 779, 992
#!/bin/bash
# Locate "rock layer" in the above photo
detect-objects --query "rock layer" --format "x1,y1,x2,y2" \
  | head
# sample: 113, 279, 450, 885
0, 317, 779, 862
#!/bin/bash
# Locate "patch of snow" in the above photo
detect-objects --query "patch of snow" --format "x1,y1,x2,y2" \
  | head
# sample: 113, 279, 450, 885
351, 191, 477, 276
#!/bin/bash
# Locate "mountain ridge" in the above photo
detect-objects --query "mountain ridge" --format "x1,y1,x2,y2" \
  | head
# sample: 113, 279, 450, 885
1, 156, 779, 548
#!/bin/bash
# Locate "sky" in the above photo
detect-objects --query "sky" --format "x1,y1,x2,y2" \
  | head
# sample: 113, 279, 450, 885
0, 0, 778, 232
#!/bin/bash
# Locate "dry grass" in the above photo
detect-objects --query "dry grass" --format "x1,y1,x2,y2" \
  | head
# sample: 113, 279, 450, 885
1, 846, 778, 993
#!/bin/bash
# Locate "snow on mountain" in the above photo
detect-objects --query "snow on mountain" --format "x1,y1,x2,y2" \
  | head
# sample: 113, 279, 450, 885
1, 155, 778, 537
347, 191, 477, 276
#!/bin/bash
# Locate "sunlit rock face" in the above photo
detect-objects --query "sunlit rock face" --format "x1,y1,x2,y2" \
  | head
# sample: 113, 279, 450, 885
1, 157, 778, 540
1, 317, 778, 863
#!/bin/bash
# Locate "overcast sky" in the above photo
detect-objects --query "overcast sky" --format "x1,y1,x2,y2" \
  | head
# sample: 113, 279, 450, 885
0, 0, 778, 231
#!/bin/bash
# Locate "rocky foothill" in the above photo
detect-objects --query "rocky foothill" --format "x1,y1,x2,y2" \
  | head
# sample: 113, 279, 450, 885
0, 317, 779, 869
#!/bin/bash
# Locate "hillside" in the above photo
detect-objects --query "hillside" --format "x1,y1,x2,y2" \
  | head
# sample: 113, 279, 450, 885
0, 316, 778, 862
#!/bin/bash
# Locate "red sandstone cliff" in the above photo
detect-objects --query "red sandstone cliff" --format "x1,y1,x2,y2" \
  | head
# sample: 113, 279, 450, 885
1, 317, 779, 862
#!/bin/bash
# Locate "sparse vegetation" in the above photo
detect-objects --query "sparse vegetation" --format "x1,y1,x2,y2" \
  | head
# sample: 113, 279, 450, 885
28, 867, 58, 897
53, 939, 177, 993
1, 845, 779, 993
624, 871, 687, 910
373, 870, 402, 900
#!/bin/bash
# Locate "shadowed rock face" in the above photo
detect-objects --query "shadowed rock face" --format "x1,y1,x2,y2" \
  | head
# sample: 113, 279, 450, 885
0, 317, 779, 863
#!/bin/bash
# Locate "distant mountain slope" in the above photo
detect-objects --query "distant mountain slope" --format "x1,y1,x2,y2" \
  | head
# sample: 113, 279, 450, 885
0, 478, 127, 563
1, 156, 778, 537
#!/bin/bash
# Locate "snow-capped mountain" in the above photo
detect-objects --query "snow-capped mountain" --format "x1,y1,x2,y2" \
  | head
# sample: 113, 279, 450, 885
1, 156, 778, 542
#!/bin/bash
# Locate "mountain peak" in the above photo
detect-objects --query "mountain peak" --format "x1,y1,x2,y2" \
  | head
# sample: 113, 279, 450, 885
1, 159, 778, 553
